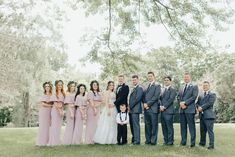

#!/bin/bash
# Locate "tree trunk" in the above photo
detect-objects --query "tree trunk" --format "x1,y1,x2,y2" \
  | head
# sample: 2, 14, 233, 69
22, 92, 30, 127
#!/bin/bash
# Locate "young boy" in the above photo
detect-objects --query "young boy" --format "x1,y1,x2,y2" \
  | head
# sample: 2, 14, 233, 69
116, 104, 129, 145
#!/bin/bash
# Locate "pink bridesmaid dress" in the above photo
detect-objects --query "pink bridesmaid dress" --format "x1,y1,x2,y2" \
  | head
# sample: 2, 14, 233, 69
36, 95, 52, 146
85, 91, 102, 144
72, 94, 89, 144
62, 93, 76, 145
47, 94, 64, 146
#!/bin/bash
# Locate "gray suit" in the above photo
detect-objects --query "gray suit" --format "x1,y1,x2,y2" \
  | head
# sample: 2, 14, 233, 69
129, 85, 144, 144
160, 86, 177, 145
143, 82, 161, 144
197, 91, 216, 147
177, 83, 198, 146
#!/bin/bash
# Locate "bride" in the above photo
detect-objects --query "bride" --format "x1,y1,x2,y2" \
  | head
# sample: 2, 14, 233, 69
94, 81, 117, 144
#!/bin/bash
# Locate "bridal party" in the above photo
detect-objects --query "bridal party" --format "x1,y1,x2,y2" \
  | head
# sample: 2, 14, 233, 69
36, 72, 216, 150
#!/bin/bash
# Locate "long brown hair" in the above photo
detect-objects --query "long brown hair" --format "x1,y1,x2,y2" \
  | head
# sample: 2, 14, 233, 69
106, 81, 114, 92
43, 81, 53, 95
55, 80, 65, 98
74, 84, 87, 101
90, 80, 100, 96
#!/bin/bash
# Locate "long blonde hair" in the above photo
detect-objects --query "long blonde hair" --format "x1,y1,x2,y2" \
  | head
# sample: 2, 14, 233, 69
55, 80, 65, 98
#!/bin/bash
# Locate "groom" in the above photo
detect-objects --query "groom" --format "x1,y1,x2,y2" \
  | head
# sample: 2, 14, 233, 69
114, 75, 129, 113
129, 75, 144, 145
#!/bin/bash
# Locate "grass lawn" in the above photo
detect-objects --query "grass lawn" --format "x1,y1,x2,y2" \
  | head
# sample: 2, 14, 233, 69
0, 124, 235, 157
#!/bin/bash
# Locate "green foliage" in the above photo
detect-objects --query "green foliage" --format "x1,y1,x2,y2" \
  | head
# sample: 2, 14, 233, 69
0, 106, 13, 127
0, 1, 69, 127
213, 53, 235, 123
80, 0, 233, 52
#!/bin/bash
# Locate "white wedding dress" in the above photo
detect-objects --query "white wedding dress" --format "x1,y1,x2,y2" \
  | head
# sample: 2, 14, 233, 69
93, 91, 117, 144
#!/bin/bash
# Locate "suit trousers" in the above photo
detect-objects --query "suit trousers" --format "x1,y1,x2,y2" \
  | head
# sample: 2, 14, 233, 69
199, 115, 214, 147
161, 113, 174, 144
180, 112, 196, 145
117, 124, 127, 144
129, 113, 140, 144
144, 111, 158, 144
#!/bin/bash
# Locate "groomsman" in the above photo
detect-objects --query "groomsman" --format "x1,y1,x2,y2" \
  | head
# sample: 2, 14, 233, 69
160, 76, 177, 145
177, 72, 198, 147
143, 72, 161, 145
197, 81, 216, 150
129, 75, 144, 145
114, 75, 129, 113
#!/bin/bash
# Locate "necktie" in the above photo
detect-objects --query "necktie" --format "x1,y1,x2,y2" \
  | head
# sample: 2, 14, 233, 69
204, 92, 207, 97
131, 87, 135, 93
147, 83, 151, 91
161, 88, 166, 96
183, 84, 188, 96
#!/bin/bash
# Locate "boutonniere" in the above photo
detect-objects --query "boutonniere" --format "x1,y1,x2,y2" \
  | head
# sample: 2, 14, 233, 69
189, 84, 193, 87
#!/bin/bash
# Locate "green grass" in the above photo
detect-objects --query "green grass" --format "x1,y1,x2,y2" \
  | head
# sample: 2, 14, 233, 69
0, 124, 235, 157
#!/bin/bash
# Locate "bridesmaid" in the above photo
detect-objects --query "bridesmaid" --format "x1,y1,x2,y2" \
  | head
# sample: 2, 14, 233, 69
85, 80, 103, 144
62, 81, 77, 145
72, 84, 88, 144
36, 81, 53, 146
48, 80, 65, 146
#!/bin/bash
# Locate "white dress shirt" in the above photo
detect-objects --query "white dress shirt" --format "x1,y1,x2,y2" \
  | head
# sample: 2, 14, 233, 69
116, 112, 129, 124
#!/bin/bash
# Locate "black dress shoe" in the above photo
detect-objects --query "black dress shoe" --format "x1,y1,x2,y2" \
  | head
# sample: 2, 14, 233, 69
208, 146, 214, 150
133, 143, 140, 145
167, 143, 174, 146
131, 139, 134, 143
145, 142, 151, 145
199, 143, 205, 147
150, 143, 156, 145
180, 143, 186, 146
190, 144, 195, 148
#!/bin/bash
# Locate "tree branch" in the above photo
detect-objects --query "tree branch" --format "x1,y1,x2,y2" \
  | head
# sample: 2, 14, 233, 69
155, 0, 173, 10
166, 8, 204, 49
153, 1, 176, 40
138, 0, 141, 34
153, 0, 205, 50
107, 0, 114, 55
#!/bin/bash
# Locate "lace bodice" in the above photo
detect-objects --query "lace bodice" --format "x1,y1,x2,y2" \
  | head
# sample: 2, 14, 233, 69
104, 91, 116, 106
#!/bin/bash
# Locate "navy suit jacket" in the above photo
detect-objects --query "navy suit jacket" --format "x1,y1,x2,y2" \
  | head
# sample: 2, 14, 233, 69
114, 83, 129, 108
177, 83, 199, 114
129, 85, 144, 114
197, 91, 216, 119
160, 86, 177, 114
143, 82, 161, 114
